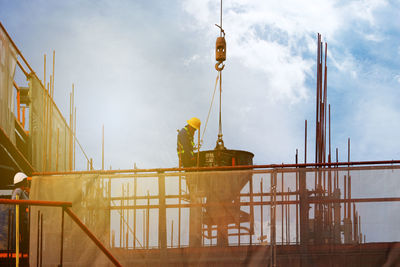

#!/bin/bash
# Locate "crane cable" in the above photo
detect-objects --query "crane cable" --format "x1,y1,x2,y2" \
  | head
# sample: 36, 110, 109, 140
200, 73, 220, 146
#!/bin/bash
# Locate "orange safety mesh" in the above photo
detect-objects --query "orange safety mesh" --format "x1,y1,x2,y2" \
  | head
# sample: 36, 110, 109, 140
29, 167, 400, 266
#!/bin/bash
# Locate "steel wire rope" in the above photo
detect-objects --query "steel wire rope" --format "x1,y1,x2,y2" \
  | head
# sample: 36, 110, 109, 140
200, 73, 220, 146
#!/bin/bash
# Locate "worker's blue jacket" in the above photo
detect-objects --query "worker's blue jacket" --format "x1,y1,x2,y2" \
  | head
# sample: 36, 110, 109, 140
177, 126, 195, 167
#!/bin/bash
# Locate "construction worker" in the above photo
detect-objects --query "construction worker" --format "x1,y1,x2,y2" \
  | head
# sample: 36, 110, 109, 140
177, 117, 201, 167
11, 172, 30, 253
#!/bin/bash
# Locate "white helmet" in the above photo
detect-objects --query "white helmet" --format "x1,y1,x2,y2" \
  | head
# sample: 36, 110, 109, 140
14, 172, 28, 185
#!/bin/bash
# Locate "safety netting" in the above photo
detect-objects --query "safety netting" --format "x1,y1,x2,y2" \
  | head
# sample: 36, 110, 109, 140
0, 25, 17, 144
29, 74, 73, 172
29, 166, 400, 266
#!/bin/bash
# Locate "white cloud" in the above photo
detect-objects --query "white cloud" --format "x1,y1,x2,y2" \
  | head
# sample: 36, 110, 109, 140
396, 75, 400, 84
182, 0, 386, 105
183, 54, 200, 66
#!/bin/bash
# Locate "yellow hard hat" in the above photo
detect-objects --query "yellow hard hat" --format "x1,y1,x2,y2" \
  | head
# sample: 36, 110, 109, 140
187, 117, 201, 130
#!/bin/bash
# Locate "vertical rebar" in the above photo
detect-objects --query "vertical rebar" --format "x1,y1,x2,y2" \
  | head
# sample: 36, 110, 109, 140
127, 183, 130, 248
347, 138, 351, 220
102, 125, 104, 170
281, 173, 284, 245
134, 173, 137, 249
348, 175, 351, 219
142, 210, 145, 249
146, 191, 150, 249
344, 175, 347, 219
353, 203, 357, 242
270, 173, 274, 266
294, 151, 296, 245
249, 175, 253, 245
120, 184, 123, 247
273, 172, 277, 267
315, 33, 320, 164
158, 173, 166, 249
238, 207, 241, 246
288, 188, 290, 244
56, 128, 59, 171
359, 215, 361, 244
52, 50, 55, 96
260, 179, 263, 243
171, 220, 174, 248
336, 148, 339, 189
304, 120, 307, 164
178, 174, 181, 248
43, 54, 46, 86
48, 76, 53, 170
285, 190, 288, 244
108, 176, 112, 248
73, 107, 76, 170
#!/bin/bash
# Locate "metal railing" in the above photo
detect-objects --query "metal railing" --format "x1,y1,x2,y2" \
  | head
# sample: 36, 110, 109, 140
0, 199, 121, 267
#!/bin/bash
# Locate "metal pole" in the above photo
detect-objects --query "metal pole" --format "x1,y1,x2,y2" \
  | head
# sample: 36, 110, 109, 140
120, 184, 123, 247
102, 125, 104, 170
281, 173, 284, 244
146, 191, 150, 249
52, 50, 55, 97
294, 155, 296, 245
288, 188, 290, 244
127, 183, 129, 248
249, 175, 253, 245
56, 128, 59, 171
59, 208, 64, 267
36, 211, 40, 267
133, 173, 137, 249
305, 120, 307, 164
15, 195, 19, 267
171, 220, 174, 248
315, 33, 320, 164
273, 172, 277, 267
344, 175, 347, 219
40, 213, 43, 267
43, 54, 46, 86
260, 180, 263, 243
74, 107, 76, 170
348, 138, 351, 220
7, 209, 11, 263
142, 210, 145, 249
158, 173, 166, 249
178, 173, 181, 248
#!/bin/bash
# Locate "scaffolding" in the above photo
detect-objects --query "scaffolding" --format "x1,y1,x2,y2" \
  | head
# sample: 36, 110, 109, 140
25, 162, 400, 266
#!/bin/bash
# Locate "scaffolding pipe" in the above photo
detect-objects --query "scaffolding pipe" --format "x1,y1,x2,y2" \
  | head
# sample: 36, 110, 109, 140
32, 160, 400, 176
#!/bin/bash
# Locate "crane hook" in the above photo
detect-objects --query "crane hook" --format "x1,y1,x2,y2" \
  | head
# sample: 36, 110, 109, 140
215, 62, 225, 71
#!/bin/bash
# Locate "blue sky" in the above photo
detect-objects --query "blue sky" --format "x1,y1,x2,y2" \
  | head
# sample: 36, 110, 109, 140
1, 0, 400, 169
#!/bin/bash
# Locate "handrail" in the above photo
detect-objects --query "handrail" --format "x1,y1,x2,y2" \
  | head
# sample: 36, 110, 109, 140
32, 159, 400, 176
0, 199, 72, 207
0, 199, 122, 267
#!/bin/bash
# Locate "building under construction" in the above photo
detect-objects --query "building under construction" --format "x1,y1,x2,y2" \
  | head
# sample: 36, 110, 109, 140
0, 15, 400, 267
